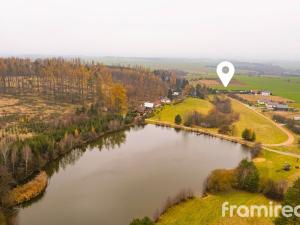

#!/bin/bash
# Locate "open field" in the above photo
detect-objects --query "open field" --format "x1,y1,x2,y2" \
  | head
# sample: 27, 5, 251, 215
188, 75, 300, 102
255, 150, 300, 183
151, 98, 213, 123
156, 191, 275, 225
0, 94, 80, 136
230, 99, 288, 145
235, 94, 293, 104
0, 95, 78, 117
150, 97, 288, 145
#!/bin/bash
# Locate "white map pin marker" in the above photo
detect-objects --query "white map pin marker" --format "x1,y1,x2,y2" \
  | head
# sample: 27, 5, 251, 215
216, 61, 235, 87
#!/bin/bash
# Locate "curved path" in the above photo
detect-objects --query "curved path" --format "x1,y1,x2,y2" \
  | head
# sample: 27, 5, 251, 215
230, 98, 295, 147
264, 146, 300, 158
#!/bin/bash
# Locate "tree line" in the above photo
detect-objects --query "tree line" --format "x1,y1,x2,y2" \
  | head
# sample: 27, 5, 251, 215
0, 58, 170, 105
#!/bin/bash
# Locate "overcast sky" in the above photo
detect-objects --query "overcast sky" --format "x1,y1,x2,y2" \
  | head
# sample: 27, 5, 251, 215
1, 0, 300, 60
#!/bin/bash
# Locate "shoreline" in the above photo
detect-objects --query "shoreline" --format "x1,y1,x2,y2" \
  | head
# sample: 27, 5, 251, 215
145, 119, 254, 148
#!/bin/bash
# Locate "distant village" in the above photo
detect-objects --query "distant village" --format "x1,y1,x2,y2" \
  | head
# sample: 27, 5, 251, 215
140, 88, 300, 121
220, 89, 298, 112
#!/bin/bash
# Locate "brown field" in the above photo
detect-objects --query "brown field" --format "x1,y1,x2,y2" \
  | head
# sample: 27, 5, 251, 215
236, 94, 294, 104
0, 95, 78, 118
0, 95, 79, 133
192, 79, 245, 87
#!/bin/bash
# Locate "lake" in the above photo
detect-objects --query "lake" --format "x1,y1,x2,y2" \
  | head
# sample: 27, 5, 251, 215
1, 125, 250, 225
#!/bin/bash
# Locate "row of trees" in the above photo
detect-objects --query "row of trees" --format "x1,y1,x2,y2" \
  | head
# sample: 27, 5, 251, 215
273, 114, 300, 135
0, 58, 168, 105
206, 159, 260, 193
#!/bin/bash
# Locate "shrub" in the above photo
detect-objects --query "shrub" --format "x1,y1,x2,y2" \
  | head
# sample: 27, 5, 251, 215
235, 159, 260, 192
242, 128, 256, 142
183, 111, 204, 127
251, 142, 262, 158
218, 125, 236, 135
174, 114, 182, 125
130, 217, 154, 225
11, 171, 48, 205
206, 169, 236, 193
263, 179, 287, 201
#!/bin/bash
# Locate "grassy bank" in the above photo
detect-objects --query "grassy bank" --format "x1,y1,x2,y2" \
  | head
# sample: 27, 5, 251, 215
151, 98, 213, 123
230, 99, 288, 144
10, 171, 48, 206
156, 191, 275, 225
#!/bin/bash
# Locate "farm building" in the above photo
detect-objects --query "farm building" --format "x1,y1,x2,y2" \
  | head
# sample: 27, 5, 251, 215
144, 102, 154, 109
261, 91, 272, 96
258, 99, 290, 111
294, 116, 300, 121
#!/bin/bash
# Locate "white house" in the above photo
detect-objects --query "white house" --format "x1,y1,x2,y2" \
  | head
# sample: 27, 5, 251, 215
261, 91, 271, 96
172, 91, 180, 96
294, 116, 300, 121
144, 102, 154, 109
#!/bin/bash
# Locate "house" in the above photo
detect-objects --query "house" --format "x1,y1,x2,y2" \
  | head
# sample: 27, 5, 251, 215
261, 91, 271, 96
172, 91, 180, 96
294, 116, 300, 121
144, 102, 154, 109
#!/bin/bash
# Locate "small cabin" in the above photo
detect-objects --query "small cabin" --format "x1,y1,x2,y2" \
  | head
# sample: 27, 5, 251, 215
144, 102, 154, 109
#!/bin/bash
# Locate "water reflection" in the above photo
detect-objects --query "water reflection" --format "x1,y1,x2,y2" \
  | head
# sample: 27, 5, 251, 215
1, 125, 250, 225
1, 128, 129, 225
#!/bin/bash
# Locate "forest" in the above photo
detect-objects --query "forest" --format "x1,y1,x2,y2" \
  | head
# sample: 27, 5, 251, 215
0, 58, 174, 105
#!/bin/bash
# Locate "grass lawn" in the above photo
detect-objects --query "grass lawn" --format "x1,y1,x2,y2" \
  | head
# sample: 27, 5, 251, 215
156, 191, 275, 225
231, 100, 288, 145
151, 97, 288, 145
255, 150, 300, 184
214, 75, 300, 102
151, 97, 213, 123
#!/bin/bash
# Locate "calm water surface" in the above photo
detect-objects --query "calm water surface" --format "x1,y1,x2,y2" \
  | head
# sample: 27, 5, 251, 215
2, 125, 250, 225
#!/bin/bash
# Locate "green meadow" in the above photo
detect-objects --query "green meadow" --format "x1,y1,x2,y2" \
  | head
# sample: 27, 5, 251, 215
151, 97, 288, 145
156, 191, 275, 225
216, 75, 300, 102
